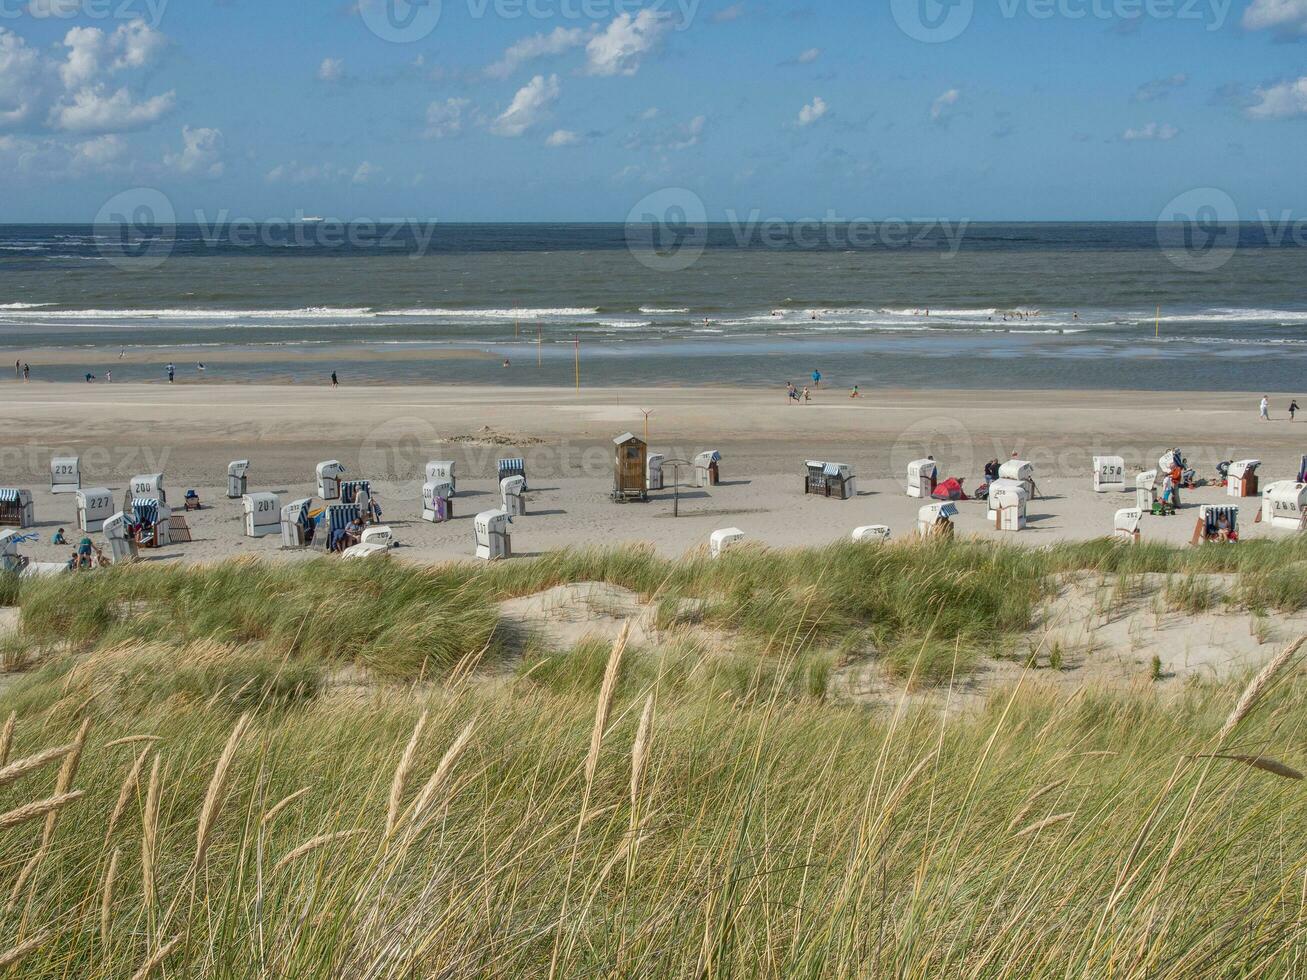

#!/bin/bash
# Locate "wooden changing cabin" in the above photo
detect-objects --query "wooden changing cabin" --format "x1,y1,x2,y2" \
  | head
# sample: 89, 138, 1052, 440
613, 433, 649, 502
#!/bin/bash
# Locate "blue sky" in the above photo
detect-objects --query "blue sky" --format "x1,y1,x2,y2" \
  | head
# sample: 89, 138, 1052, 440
4, 0, 1307, 220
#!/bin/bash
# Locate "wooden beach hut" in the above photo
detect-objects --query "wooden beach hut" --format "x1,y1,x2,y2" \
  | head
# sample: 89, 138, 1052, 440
613, 433, 649, 502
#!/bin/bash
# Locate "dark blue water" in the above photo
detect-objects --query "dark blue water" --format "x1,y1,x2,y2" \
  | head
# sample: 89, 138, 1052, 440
1, 222, 1305, 390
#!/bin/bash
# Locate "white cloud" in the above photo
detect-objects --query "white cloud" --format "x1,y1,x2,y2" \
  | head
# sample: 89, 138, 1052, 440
931, 88, 961, 123
491, 73, 560, 137
318, 57, 345, 82
111, 20, 167, 72
713, 2, 745, 22
797, 47, 821, 64
0, 29, 43, 128
1246, 77, 1307, 119
164, 124, 224, 177
73, 133, 125, 168
486, 26, 587, 80
51, 86, 175, 133
352, 160, 379, 184
797, 96, 828, 127
425, 97, 470, 138
546, 128, 580, 147
663, 114, 705, 150
59, 26, 105, 88
1244, 0, 1307, 34
59, 21, 167, 88
1122, 121, 1179, 140
585, 11, 671, 77
1134, 73, 1188, 102
641, 106, 660, 120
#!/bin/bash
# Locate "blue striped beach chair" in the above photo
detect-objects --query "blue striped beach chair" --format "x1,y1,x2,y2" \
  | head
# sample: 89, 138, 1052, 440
0, 488, 32, 528
340, 480, 371, 505
317, 503, 362, 553
498, 458, 527, 489
1194, 505, 1239, 545
131, 498, 171, 548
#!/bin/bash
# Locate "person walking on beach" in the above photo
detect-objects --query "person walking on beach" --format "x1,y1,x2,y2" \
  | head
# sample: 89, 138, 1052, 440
1260, 396, 1270, 421
1291, 399, 1301, 422
812, 368, 822, 389
106, 370, 112, 384
22, 363, 29, 381
166, 362, 175, 384
802, 385, 811, 403
331, 371, 339, 388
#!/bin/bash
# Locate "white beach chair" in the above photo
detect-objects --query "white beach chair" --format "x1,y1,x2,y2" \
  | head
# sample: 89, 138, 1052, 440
710, 527, 745, 558
242, 492, 281, 538
501, 475, 527, 517
475, 509, 511, 561
498, 458, 527, 490
0, 529, 67, 577
1227, 460, 1261, 498
76, 487, 115, 533
1093, 456, 1126, 493
695, 451, 722, 488
999, 460, 1035, 498
918, 502, 958, 537
1136, 470, 1159, 512
425, 461, 456, 495
280, 498, 316, 549
1114, 508, 1143, 543
1260, 482, 1307, 531
422, 482, 454, 523
805, 462, 856, 500
647, 453, 666, 491
1193, 505, 1240, 546
129, 473, 166, 505
131, 498, 172, 548
907, 459, 937, 498
852, 525, 892, 543
316, 461, 345, 500
50, 456, 80, 495
227, 460, 250, 499
101, 512, 137, 565
992, 483, 1029, 531
0, 489, 34, 529
987, 478, 1025, 515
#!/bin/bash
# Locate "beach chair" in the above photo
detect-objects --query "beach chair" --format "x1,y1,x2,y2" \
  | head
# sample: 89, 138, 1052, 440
918, 502, 958, 538
475, 509, 511, 561
852, 525, 892, 543
422, 482, 454, 523
243, 492, 281, 538
129, 473, 166, 506
316, 503, 361, 554
425, 461, 456, 495
999, 460, 1036, 498
280, 498, 316, 549
1093, 456, 1126, 493
986, 479, 1025, 515
50, 456, 80, 495
130, 499, 172, 548
1259, 482, 1307, 531
0, 529, 64, 577
694, 451, 722, 488
710, 527, 745, 559
647, 453, 666, 491
1192, 505, 1239, 546
1114, 508, 1143, 543
227, 460, 250, 498
497, 458, 527, 490
340, 480, 371, 505
76, 488, 115, 533
184, 490, 201, 512
1136, 471, 1159, 512
317, 461, 345, 500
101, 513, 138, 565
805, 462, 856, 500
0, 489, 34, 529
907, 459, 937, 498
992, 483, 1029, 531
501, 475, 527, 517
1227, 460, 1261, 498
1299, 456, 1307, 484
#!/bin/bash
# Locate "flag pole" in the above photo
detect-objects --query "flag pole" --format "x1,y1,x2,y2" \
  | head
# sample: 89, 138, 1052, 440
574, 335, 580, 393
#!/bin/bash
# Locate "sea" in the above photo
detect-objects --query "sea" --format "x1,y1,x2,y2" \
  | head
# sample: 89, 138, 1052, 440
2, 221, 1306, 390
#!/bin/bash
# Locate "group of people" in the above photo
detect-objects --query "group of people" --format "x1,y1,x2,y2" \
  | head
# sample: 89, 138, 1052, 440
13, 361, 28, 381
1261, 396, 1302, 421
52, 528, 104, 570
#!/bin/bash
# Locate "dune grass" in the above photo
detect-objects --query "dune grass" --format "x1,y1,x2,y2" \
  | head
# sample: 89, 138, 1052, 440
2, 539, 1307, 974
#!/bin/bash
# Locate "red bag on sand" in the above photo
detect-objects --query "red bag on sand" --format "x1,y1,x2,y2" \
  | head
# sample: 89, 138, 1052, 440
932, 478, 968, 501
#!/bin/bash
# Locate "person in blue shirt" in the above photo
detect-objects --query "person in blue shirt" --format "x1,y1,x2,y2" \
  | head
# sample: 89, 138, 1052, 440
52, 528, 67, 545
812, 368, 822, 389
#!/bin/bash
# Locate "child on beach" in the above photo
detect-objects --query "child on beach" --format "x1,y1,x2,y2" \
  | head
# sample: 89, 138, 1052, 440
1261, 396, 1270, 421
802, 386, 811, 403
1291, 399, 1300, 422
850, 385, 860, 398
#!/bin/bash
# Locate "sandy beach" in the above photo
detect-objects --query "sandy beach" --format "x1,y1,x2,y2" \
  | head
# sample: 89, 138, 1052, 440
2, 381, 1302, 567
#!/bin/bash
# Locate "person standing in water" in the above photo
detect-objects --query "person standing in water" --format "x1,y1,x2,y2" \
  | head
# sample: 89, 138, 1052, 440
331, 371, 339, 388
812, 368, 822, 389
166, 362, 175, 384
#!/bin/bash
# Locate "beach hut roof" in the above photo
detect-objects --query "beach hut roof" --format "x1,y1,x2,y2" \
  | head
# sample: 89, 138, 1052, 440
613, 432, 642, 445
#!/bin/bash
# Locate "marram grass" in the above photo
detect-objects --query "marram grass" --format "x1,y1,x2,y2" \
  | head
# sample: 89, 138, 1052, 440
0, 541, 1304, 975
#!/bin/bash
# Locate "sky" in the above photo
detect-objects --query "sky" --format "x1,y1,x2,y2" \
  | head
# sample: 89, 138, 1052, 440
4, 0, 1307, 221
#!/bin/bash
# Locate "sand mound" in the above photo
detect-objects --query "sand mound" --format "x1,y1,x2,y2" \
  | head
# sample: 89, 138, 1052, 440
498, 582, 663, 651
